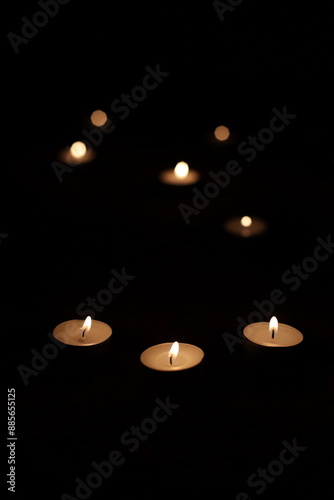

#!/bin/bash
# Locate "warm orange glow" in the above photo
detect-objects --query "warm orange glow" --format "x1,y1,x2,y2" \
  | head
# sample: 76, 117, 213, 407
174, 161, 189, 179
214, 125, 230, 141
90, 109, 108, 127
70, 141, 87, 159
168, 341, 179, 363
240, 216, 253, 228
269, 316, 278, 334
81, 316, 92, 333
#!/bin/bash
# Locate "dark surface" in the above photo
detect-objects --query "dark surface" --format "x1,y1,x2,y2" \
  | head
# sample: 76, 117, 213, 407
2, 1, 334, 499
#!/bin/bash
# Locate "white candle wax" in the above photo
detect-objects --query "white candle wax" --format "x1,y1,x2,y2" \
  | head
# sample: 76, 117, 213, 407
140, 342, 204, 371
243, 321, 303, 347
52, 319, 112, 346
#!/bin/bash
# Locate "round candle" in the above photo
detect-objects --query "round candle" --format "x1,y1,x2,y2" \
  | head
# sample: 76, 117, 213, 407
223, 215, 267, 237
52, 316, 112, 346
140, 341, 204, 371
159, 161, 200, 185
58, 141, 96, 165
243, 316, 303, 347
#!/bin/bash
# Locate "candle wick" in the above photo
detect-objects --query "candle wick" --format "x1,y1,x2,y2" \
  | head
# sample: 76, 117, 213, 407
81, 328, 86, 339
169, 355, 173, 365
271, 329, 275, 339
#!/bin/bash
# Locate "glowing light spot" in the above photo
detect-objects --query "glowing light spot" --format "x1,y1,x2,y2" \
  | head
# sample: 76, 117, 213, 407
174, 161, 189, 179
70, 141, 87, 159
240, 216, 253, 228
214, 125, 230, 141
90, 110, 108, 127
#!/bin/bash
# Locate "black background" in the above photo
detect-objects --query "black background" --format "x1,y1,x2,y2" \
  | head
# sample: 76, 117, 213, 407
2, 1, 334, 499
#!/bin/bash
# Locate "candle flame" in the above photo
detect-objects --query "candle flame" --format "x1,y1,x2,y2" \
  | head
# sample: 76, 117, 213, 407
70, 141, 87, 159
82, 315, 92, 333
174, 161, 189, 179
241, 216, 253, 228
168, 341, 179, 362
269, 316, 278, 334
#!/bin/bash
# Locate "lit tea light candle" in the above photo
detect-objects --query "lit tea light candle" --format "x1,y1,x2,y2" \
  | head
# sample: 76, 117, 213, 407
223, 215, 267, 237
159, 161, 200, 185
58, 140, 96, 165
243, 316, 303, 347
140, 341, 204, 371
52, 315, 112, 346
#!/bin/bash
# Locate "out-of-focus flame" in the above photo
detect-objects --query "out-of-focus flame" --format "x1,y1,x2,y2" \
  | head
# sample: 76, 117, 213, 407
214, 125, 230, 141
241, 216, 253, 228
70, 141, 87, 159
90, 110, 108, 127
174, 162, 189, 179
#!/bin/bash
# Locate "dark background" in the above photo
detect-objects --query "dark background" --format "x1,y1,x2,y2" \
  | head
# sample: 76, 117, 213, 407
2, 1, 334, 499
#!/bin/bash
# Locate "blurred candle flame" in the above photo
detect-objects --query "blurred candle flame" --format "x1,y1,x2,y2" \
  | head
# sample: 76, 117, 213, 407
70, 141, 87, 159
174, 162, 189, 179
241, 216, 253, 228
214, 125, 230, 141
90, 109, 107, 126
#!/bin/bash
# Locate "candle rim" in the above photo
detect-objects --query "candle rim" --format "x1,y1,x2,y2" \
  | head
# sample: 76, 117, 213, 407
141, 341, 204, 350
140, 341, 204, 371
243, 321, 303, 347
54, 318, 112, 328
52, 318, 112, 346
